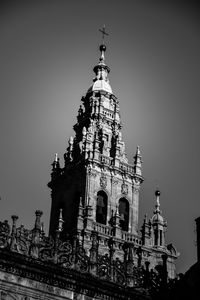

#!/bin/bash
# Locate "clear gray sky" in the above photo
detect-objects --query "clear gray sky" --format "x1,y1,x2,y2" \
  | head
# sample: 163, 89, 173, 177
0, 0, 199, 274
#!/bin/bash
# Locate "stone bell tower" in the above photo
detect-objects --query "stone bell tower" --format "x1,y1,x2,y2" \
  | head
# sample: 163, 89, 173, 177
48, 38, 178, 277
48, 42, 143, 247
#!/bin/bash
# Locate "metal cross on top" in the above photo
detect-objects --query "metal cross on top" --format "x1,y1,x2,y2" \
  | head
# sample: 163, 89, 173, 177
99, 25, 109, 44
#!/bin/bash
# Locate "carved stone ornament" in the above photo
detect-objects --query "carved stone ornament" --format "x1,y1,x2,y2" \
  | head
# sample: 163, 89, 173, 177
100, 174, 107, 188
96, 120, 103, 130
112, 177, 118, 185
90, 170, 97, 178
87, 165, 91, 174
121, 183, 128, 195
133, 185, 140, 194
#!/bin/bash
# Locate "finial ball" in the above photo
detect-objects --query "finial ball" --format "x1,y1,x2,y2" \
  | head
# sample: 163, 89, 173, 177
99, 44, 106, 52
155, 190, 161, 196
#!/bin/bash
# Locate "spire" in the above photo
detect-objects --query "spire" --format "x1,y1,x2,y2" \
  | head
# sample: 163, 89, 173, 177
55, 153, 58, 161
34, 210, 43, 231
141, 213, 151, 246
152, 190, 166, 247
51, 153, 61, 180
133, 146, 142, 176
98, 25, 109, 65
93, 44, 110, 76
52, 153, 60, 171
152, 190, 165, 225
64, 137, 74, 164
154, 189, 161, 214
99, 44, 106, 65
88, 27, 112, 94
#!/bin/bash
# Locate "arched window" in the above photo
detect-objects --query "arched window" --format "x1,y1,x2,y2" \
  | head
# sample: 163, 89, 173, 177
96, 191, 108, 225
119, 198, 129, 231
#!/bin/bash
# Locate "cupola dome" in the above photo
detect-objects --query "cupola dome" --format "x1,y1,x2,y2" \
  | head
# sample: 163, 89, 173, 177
87, 44, 113, 94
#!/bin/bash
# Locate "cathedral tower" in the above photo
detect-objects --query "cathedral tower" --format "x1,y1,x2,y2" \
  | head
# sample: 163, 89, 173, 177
49, 42, 143, 239
48, 39, 178, 277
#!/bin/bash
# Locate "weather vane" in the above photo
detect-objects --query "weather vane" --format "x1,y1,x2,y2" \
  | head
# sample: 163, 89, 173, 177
99, 25, 109, 44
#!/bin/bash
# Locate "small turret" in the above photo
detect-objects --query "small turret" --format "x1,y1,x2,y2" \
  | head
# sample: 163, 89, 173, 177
88, 42, 112, 94
51, 153, 61, 179
34, 210, 43, 231
64, 137, 74, 164
152, 190, 166, 247
141, 214, 151, 246
133, 146, 142, 176
52, 153, 60, 170
113, 205, 121, 238
152, 190, 163, 223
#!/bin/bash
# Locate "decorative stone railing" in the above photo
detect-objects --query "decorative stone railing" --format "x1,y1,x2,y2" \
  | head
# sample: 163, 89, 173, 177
92, 223, 142, 246
121, 231, 142, 246
98, 155, 134, 174
93, 222, 113, 236
119, 162, 134, 174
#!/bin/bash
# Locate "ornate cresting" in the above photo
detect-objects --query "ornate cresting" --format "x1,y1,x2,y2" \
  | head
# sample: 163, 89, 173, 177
0, 212, 168, 291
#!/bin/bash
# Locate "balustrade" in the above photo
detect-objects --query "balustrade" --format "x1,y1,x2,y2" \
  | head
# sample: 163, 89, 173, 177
93, 222, 142, 245
119, 162, 134, 174
121, 231, 142, 245
93, 222, 112, 236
